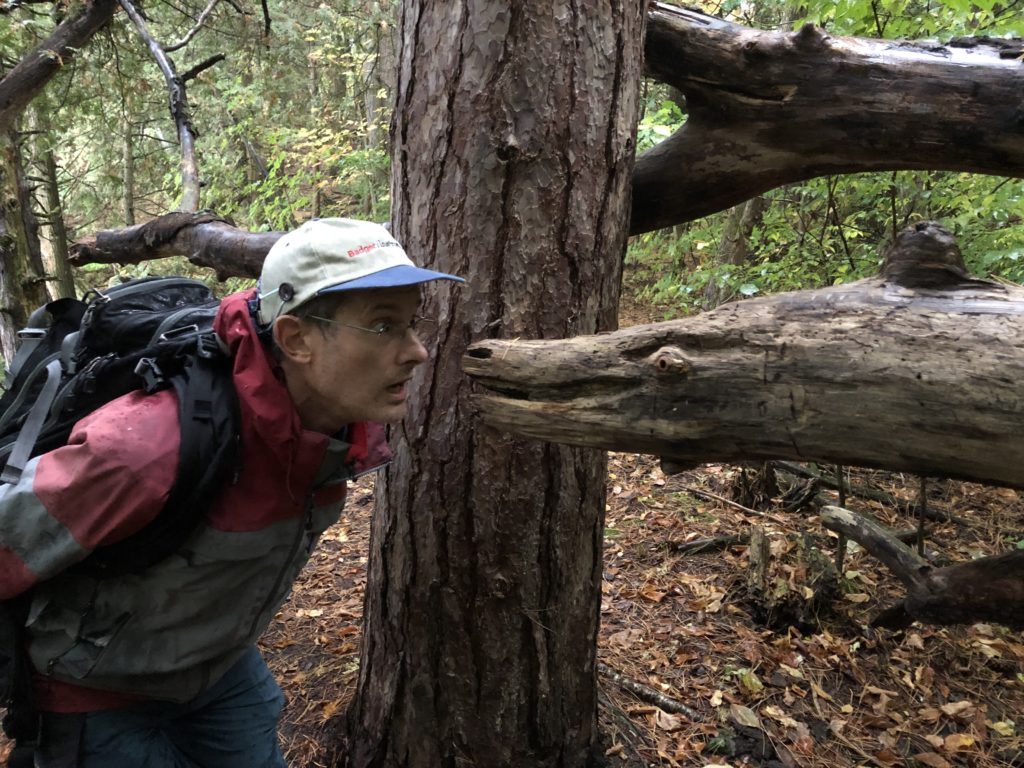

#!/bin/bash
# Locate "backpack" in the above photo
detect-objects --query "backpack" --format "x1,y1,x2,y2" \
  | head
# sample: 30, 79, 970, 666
0, 276, 242, 764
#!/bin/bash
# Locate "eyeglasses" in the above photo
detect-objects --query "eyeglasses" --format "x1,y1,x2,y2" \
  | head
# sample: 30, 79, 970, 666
307, 314, 436, 344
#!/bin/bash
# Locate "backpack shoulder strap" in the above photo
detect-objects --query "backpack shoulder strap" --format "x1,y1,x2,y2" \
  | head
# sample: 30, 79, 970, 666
81, 337, 240, 576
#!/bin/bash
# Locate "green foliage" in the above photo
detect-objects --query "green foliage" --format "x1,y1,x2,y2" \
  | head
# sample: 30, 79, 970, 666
627, 0, 1024, 316
628, 171, 1024, 315
16, 0, 395, 255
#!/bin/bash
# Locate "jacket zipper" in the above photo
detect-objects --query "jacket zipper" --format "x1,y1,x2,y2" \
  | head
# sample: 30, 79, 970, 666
246, 494, 313, 641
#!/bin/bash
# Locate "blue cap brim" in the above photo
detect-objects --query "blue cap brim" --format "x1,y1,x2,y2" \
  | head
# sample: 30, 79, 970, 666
316, 265, 465, 294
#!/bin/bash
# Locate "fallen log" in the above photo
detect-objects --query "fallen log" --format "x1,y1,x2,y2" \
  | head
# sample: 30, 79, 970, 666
463, 222, 1024, 489
635, 4, 1024, 232
820, 505, 1024, 630
68, 211, 279, 280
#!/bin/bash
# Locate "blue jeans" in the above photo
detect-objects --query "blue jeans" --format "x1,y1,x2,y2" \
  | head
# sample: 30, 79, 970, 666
37, 647, 286, 768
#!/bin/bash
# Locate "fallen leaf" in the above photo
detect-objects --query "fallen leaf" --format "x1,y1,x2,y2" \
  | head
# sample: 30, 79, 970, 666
729, 703, 762, 729
655, 709, 684, 732
710, 690, 724, 707
844, 593, 870, 603
640, 584, 668, 603
987, 720, 1016, 737
924, 735, 944, 750
944, 733, 975, 752
905, 633, 925, 650
940, 701, 975, 719
764, 705, 800, 729
738, 668, 764, 694
913, 753, 951, 768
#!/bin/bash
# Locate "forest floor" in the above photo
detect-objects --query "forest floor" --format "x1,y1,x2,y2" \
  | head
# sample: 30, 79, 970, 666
3, 287, 1023, 768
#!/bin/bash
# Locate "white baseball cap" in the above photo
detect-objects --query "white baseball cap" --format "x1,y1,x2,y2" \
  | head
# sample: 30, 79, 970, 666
257, 218, 464, 324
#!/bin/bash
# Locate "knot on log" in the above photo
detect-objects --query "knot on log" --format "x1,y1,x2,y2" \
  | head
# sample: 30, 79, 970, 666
793, 23, 828, 51
651, 346, 692, 376
880, 221, 979, 289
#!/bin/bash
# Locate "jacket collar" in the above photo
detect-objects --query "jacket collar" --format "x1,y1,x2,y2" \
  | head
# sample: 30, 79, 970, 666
214, 289, 391, 474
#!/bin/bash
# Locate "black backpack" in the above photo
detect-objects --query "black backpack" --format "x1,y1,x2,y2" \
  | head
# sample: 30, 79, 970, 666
0, 276, 241, 765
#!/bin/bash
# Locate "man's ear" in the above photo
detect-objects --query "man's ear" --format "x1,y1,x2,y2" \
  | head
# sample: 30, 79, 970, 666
272, 315, 315, 364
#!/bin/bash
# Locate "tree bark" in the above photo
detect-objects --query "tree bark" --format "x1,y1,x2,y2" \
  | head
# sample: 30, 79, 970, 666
633, 3, 1024, 232
0, 127, 48, 362
344, 2, 645, 766
820, 505, 1024, 630
32, 105, 77, 300
463, 222, 1024, 490
0, 0, 120, 133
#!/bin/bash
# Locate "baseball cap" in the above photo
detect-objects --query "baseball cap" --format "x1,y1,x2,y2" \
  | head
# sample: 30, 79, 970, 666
257, 218, 464, 325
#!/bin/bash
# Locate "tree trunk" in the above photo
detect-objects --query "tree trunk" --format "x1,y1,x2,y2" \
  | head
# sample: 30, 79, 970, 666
463, 222, 1024, 490
633, 3, 1024, 232
32, 106, 77, 300
0, 127, 48, 363
703, 196, 768, 308
344, 3, 645, 766
122, 114, 136, 228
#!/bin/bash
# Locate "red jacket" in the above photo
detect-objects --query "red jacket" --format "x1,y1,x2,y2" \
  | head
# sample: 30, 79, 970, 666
0, 289, 389, 710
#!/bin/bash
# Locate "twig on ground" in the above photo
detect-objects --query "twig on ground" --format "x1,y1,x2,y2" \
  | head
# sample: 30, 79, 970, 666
672, 534, 748, 554
597, 662, 703, 721
674, 484, 789, 524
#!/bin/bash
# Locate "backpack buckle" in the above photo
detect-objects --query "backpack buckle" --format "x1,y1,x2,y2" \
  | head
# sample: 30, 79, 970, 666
134, 358, 165, 393
195, 333, 220, 360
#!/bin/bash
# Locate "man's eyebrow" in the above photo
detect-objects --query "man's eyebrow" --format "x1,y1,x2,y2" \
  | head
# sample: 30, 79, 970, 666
365, 301, 419, 312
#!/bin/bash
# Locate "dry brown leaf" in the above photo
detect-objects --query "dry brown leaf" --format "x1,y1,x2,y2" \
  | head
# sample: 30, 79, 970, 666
913, 752, 951, 768
729, 703, 762, 729
655, 709, 684, 732
940, 701, 975, 719
943, 733, 975, 752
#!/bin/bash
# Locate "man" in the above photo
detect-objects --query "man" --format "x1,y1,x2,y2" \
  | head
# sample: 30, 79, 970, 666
0, 218, 463, 766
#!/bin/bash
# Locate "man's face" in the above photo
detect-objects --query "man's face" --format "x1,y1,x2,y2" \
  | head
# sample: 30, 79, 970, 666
288, 285, 430, 432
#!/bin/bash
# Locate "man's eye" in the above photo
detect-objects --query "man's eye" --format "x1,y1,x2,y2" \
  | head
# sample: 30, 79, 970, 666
368, 321, 393, 335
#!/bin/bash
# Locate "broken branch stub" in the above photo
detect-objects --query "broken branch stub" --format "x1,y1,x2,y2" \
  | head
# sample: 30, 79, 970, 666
463, 222, 1024, 489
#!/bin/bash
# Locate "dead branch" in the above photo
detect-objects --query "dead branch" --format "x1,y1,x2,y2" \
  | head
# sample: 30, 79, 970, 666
465, 223, 1024, 490
597, 663, 702, 722
821, 505, 1024, 630
68, 211, 280, 279
0, 0, 119, 132
118, 0, 200, 211
163, 0, 220, 52
634, 3, 1024, 232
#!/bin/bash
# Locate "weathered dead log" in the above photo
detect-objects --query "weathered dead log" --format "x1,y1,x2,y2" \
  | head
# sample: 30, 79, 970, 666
463, 222, 1024, 489
68, 212, 281, 280
634, 4, 1024, 232
820, 505, 1024, 630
